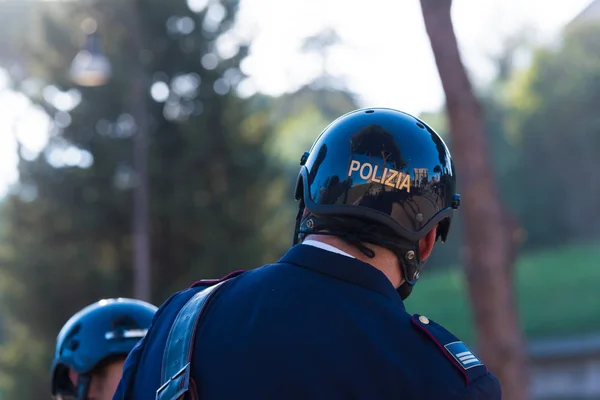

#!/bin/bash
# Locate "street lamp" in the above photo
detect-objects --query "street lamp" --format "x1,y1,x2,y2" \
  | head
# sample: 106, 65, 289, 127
69, 18, 111, 87
70, 15, 152, 302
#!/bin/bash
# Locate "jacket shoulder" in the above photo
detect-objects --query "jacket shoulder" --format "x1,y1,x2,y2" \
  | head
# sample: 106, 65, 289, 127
411, 313, 495, 388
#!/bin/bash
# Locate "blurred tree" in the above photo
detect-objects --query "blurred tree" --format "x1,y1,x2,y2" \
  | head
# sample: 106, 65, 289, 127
250, 85, 359, 258
0, 0, 284, 397
0, 1, 32, 72
418, 95, 527, 272
417, 29, 542, 265
419, 1, 528, 399
301, 28, 344, 90
252, 29, 360, 256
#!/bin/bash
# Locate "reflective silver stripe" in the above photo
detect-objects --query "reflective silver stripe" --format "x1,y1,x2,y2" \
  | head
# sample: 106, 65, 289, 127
105, 328, 148, 340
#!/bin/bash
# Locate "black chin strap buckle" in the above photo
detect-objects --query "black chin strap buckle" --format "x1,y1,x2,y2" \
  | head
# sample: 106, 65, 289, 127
404, 250, 421, 281
394, 246, 423, 301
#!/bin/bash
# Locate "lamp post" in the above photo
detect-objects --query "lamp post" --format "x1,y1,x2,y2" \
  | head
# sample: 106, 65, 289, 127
69, 18, 111, 86
70, 15, 152, 302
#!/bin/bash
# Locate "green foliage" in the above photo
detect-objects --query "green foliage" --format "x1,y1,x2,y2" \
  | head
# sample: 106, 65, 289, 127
263, 86, 358, 163
405, 241, 600, 345
505, 22, 600, 247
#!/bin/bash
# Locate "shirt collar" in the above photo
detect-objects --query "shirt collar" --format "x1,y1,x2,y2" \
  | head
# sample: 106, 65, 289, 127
280, 244, 405, 307
301, 239, 355, 258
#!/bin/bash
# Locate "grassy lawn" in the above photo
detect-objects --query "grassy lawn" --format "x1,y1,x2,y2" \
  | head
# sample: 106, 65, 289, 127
404, 241, 600, 344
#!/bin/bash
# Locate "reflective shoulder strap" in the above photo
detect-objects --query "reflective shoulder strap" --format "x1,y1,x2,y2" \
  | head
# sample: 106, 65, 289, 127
155, 279, 230, 400
120, 291, 180, 400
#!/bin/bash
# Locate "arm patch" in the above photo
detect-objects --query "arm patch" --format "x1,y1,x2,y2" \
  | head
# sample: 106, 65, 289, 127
411, 314, 487, 386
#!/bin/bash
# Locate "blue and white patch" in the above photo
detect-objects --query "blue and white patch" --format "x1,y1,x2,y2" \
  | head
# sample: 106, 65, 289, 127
444, 341, 483, 370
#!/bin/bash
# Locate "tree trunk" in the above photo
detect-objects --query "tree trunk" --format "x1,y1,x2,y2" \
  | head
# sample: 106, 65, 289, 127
125, 0, 152, 302
419, 1, 529, 399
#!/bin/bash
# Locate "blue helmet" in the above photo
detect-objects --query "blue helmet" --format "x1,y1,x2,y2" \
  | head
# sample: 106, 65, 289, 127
51, 298, 157, 399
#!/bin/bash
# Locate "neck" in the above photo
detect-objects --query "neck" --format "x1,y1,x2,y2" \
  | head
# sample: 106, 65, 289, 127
303, 234, 403, 287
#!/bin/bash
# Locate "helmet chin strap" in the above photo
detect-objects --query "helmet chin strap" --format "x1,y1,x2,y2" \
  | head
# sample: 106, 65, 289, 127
293, 203, 305, 246
295, 212, 425, 300
393, 247, 424, 300
396, 282, 414, 300
75, 374, 91, 400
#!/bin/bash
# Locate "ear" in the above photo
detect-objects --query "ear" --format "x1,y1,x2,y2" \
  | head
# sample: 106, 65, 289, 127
419, 225, 438, 261
68, 368, 79, 386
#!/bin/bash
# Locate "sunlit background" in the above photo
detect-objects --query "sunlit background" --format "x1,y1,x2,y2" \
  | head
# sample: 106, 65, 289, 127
0, 0, 592, 197
0, 0, 598, 398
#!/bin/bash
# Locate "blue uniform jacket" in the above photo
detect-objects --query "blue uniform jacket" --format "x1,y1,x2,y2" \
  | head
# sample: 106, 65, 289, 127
113, 244, 501, 399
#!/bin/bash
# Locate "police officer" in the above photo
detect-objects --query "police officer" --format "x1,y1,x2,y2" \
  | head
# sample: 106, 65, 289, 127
114, 108, 501, 399
51, 298, 157, 400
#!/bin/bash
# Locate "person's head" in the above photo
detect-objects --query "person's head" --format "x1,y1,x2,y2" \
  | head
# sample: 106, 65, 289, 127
51, 298, 157, 400
293, 108, 460, 300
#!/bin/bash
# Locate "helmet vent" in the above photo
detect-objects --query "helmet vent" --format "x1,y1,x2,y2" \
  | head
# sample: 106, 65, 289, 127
365, 110, 374, 114
111, 315, 138, 330
60, 324, 81, 356
68, 339, 79, 351
65, 323, 81, 340
416, 122, 425, 129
